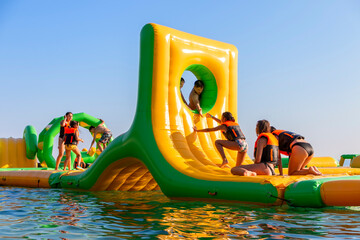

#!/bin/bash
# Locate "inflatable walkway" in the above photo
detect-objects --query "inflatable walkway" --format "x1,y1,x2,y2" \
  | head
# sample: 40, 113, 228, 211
1, 23, 360, 208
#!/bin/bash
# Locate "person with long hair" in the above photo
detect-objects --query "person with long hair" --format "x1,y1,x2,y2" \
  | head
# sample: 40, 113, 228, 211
271, 126, 321, 175
193, 112, 248, 168
55, 112, 73, 170
231, 120, 282, 176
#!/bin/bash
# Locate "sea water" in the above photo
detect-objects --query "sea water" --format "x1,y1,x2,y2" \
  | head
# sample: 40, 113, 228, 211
1, 187, 360, 239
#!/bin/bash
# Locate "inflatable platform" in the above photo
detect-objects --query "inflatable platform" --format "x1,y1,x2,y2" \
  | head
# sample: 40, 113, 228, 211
1, 23, 360, 208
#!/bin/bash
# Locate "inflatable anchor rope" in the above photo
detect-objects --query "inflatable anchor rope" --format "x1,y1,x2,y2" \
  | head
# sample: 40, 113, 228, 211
267, 192, 292, 207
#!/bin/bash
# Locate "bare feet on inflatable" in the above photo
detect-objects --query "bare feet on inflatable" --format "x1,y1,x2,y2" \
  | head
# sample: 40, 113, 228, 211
219, 160, 231, 169
243, 170, 257, 176
309, 166, 322, 175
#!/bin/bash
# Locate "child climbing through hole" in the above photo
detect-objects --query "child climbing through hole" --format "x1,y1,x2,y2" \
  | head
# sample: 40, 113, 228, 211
193, 112, 248, 168
63, 121, 84, 170
188, 80, 204, 117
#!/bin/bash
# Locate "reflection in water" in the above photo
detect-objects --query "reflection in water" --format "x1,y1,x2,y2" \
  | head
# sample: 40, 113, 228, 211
1, 187, 360, 239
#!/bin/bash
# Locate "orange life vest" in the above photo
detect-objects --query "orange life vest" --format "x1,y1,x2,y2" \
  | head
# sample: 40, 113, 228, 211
272, 130, 304, 155
64, 127, 78, 145
221, 121, 246, 141
254, 133, 279, 165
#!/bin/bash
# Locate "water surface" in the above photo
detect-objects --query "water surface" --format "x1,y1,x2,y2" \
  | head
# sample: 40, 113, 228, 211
1, 187, 360, 239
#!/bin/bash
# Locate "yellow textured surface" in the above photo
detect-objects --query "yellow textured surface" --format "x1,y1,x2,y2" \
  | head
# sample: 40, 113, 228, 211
150, 23, 255, 182
0, 138, 37, 168
90, 157, 160, 191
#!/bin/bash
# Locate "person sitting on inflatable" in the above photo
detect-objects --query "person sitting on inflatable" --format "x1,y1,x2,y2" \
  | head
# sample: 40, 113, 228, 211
271, 126, 321, 175
231, 120, 282, 176
63, 121, 84, 170
188, 80, 204, 117
193, 112, 248, 168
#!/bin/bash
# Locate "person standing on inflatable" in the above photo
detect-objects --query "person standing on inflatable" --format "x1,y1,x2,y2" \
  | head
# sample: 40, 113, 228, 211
63, 121, 84, 170
271, 127, 321, 175
193, 112, 248, 168
231, 120, 282, 176
55, 112, 73, 170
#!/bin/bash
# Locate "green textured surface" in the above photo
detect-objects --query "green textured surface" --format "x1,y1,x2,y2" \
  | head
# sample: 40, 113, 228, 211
186, 64, 217, 114
284, 175, 360, 207
23, 125, 38, 159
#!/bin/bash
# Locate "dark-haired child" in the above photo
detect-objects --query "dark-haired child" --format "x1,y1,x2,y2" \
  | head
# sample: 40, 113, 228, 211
55, 112, 73, 170
63, 121, 84, 170
271, 126, 321, 175
188, 80, 204, 117
88, 119, 112, 154
193, 112, 248, 168
231, 120, 282, 176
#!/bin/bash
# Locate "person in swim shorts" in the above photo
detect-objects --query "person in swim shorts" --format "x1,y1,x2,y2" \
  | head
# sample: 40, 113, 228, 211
63, 121, 84, 170
88, 119, 112, 154
193, 112, 248, 168
55, 112, 73, 170
271, 126, 321, 175
231, 120, 282, 176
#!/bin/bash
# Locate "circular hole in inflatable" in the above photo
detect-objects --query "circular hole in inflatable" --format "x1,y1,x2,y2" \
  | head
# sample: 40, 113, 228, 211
180, 64, 217, 114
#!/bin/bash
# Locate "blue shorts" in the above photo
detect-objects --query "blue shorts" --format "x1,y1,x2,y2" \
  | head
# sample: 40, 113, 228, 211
99, 131, 112, 144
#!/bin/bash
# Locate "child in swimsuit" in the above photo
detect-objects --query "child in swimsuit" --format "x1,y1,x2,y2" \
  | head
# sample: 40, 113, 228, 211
271, 127, 321, 175
188, 80, 204, 117
231, 120, 282, 176
63, 121, 84, 170
193, 112, 248, 168
88, 119, 112, 154
55, 112, 73, 170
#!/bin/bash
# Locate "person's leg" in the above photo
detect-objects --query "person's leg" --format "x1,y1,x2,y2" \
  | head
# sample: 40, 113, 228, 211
55, 138, 64, 170
236, 151, 247, 167
288, 146, 311, 175
231, 163, 272, 176
97, 141, 104, 153
214, 140, 241, 168
235, 140, 248, 167
72, 147, 82, 169
63, 149, 71, 171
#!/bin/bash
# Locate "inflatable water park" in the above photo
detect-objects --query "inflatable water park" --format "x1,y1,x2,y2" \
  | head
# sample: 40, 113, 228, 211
1, 23, 360, 208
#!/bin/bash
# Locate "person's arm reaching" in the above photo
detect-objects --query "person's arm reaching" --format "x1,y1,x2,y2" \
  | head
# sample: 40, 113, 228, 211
193, 125, 225, 133
206, 113, 221, 124
87, 130, 97, 153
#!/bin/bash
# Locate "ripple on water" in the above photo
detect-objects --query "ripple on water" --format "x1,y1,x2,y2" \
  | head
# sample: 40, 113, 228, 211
1, 187, 360, 239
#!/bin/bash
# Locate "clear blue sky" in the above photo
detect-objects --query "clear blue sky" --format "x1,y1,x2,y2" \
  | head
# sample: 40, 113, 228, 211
1, 0, 359, 160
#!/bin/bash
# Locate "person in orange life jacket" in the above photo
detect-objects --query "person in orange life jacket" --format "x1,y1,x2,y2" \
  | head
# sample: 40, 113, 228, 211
55, 112, 73, 170
193, 112, 248, 168
231, 120, 282, 176
271, 126, 321, 176
63, 121, 84, 170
